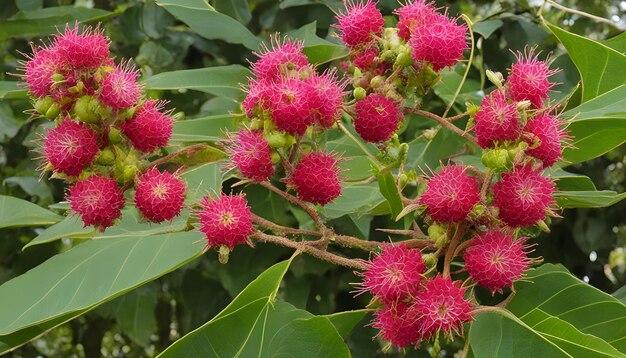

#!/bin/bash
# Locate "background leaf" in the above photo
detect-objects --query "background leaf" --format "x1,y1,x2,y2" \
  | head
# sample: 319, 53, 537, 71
0, 196, 62, 229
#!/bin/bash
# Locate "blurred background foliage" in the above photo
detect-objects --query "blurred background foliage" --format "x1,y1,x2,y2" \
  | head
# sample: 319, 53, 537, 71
0, 0, 625, 357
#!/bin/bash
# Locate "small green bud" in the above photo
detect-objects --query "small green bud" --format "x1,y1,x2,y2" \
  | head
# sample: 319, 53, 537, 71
394, 51, 413, 68
353, 87, 367, 100
265, 131, 287, 148
171, 112, 185, 121
353, 67, 362, 80
284, 134, 296, 147
122, 166, 138, 182
34, 97, 55, 115
74, 95, 99, 123
537, 220, 550, 233
44, 104, 60, 119
108, 128, 123, 144
218, 245, 230, 264
270, 150, 281, 164
423, 128, 438, 140
428, 224, 449, 248
51, 73, 64, 82
466, 102, 481, 118
96, 148, 115, 165
263, 119, 275, 131
482, 148, 511, 172
370, 75, 385, 88
399, 173, 409, 187
422, 253, 437, 267
469, 204, 485, 220
250, 118, 264, 130
486, 70, 504, 89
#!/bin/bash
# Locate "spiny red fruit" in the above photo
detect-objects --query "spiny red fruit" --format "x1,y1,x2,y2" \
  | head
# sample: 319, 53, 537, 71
250, 37, 309, 82
68, 175, 125, 231
507, 49, 557, 108
359, 243, 426, 303
197, 194, 254, 249
306, 70, 346, 128
395, 0, 437, 40
290, 151, 342, 205
227, 129, 274, 182
463, 230, 531, 293
23, 46, 61, 98
268, 78, 315, 135
493, 165, 555, 227
419, 165, 480, 223
354, 94, 402, 143
99, 61, 141, 110
373, 300, 422, 348
473, 89, 521, 148
524, 113, 568, 168
409, 275, 473, 340
120, 100, 173, 152
408, 13, 468, 71
242, 79, 271, 118
334, 0, 384, 48
134, 169, 186, 223
44, 119, 99, 176
351, 46, 378, 70
54, 25, 110, 68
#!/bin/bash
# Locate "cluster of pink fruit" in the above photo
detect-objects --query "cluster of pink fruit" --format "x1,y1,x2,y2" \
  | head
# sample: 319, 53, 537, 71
22, 25, 185, 231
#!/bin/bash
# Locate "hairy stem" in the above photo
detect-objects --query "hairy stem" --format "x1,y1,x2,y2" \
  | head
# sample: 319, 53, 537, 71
147, 143, 209, 169
260, 181, 327, 232
407, 108, 478, 145
443, 225, 466, 278
252, 214, 322, 237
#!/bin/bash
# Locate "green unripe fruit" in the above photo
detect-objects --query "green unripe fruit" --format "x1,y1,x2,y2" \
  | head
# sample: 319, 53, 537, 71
395, 51, 413, 68
370, 75, 385, 88
122, 166, 138, 182
271, 150, 281, 164
218, 245, 230, 264
96, 148, 115, 165
399, 173, 409, 187
265, 131, 287, 148
34, 97, 55, 116
428, 224, 449, 248
74, 95, 99, 123
422, 253, 437, 267
482, 148, 510, 172
51, 73, 64, 82
108, 128, 123, 144
353, 87, 366, 100
44, 104, 60, 120
250, 118, 264, 130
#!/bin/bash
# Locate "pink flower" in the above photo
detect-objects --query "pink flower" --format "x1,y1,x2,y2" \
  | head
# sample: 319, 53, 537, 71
419, 165, 480, 223
250, 36, 309, 82
68, 175, 125, 231
506, 48, 557, 108
354, 94, 402, 143
120, 100, 173, 152
473, 89, 521, 148
524, 113, 569, 168
54, 25, 110, 68
334, 0, 384, 48
227, 129, 274, 182
44, 118, 100, 176
99, 61, 141, 110
197, 194, 254, 249
290, 151, 342, 205
134, 169, 186, 223
395, 0, 437, 40
408, 13, 467, 71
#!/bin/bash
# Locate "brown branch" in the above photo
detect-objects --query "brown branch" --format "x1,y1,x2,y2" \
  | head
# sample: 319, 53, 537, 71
447, 111, 470, 122
443, 225, 466, 278
252, 214, 322, 237
376, 228, 428, 239
147, 143, 209, 169
407, 108, 478, 145
480, 170, 493, 204
250, 231, 367, 270
259, 181, 327, 232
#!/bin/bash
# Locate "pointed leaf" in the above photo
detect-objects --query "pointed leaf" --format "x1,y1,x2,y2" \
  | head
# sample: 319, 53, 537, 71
0, 196, 62, 229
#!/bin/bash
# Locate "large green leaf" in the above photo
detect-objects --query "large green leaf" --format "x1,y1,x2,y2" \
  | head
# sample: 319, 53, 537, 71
23, 215, 94, 250
143, 65, 250, 99
172, 114, 238, 143
562, 84, 626, 163
554, 190, 626, 208
470, 264, 626, 356
0, 82, 27, 100
182, 162, 223, 202
322, 182, 384, 219
548, 24, 626, 102
159, 259, 350, 358
0, 231, 204, 353
155, 0, 261, 50
286, 22, 347, 64
0, 195, 62, 229
321, 309, 369, 340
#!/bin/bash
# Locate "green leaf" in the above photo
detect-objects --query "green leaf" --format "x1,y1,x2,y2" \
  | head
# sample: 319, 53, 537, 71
547, 23, 626, 102
214, 0, 251, 25
172, 114, 238, 143
553, 191, 626, 208
0, 82, 27, 100
407, 126, 466, 171
95, 208, 190, 239
0, 6, 115, 40
321, 309, 369, 339
181, 162, 223, 203
23, 215, 94, 250
325, 135, 376, 181
155, 0, 261, 50
548, 169, 597, 191
286, 22, 348, 64
143, 65, 250, 98
376, 171, 403, 219
159, 259, 349, 357
562, 84, 626, 163
471, 264, 626, 356
322, 182, 384, 219
473, 19, 503, 39
0, 231, 203, 353
0, 196, 62, 229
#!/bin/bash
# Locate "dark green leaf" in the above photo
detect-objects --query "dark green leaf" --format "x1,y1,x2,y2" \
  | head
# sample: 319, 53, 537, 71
286, 22, 347, 64
473, 19, 503, 39
0, 196, 62, 229
214, 0, 252, 25
0, 82, 27, 100
143, 65, 250, 98
321, 310, 369, 340
553, 191, 626, 208
172, 114, 238, 143
23, 215, 94, 250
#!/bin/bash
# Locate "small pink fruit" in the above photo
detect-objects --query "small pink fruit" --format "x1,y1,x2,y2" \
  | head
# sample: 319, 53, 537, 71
68, 175, 125, 231
197, 194, 254, 249
334, 0, 384, 48
44, 118, 100, 176
419, 165, 480, 223
473, 89, 521, 148
23, 46, 62, 98
120, 100, 173, 152
524, 113, 568, 168
354, 94, 402, 143
250, 36, 309, 82
134, 169, 186, 223
268, 78, 315, 135
373, 300, 422, 348
290, 151, 342, 205
227, 129, 274, 182
408, 13, 468, 71
305, 70, 347, 128
99, 61, 141, 110
395, 0, 437, 40
507, 49, 557, 108
54, 25, 110, 68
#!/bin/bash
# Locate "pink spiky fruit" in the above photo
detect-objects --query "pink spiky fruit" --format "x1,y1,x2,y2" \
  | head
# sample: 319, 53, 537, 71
44, 119, 100, 176
419, 165, 480, 223
227, 129, 274, 182
68, 175, 125, 231
250, 36, 309, 82
268, 78, 315, 135
373, 300, 422, 348
524, 113, 568, 168
359, 243, 426, 303
492, 165, 555, 227
334, 0, 384, 48
23, 46, 62, 98
473, 89, 521, 148
99, 61, 141, 110
242, 79, 271, 118
120, 100, 173, 152
409, 275, 473, 340
395, 0, 437, 40
463, 230, 531, 293
507, 49, 557, 108
134, 169, 186, 223
306, 70, 346, 128
197, 194, 254, 249
354, 94, 402, 143
290, 151, 342, 205
54, 25, 110, 68
408, 13, 468, 71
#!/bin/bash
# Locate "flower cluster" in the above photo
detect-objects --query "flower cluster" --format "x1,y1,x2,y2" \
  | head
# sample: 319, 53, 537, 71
21, 25, 184, 230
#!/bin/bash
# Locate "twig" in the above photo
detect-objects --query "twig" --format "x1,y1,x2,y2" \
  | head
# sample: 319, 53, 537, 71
443, 225, 466, 278
147, 143, 209, 169
447, 111, 470, 122
260, 181, 327, 232
480, 170, 493, 203
375, 228, 429, 239
443, 14, 475, 118
252, 214, 322, 237
407, 108, 478, 145
250, 231, 367, 270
